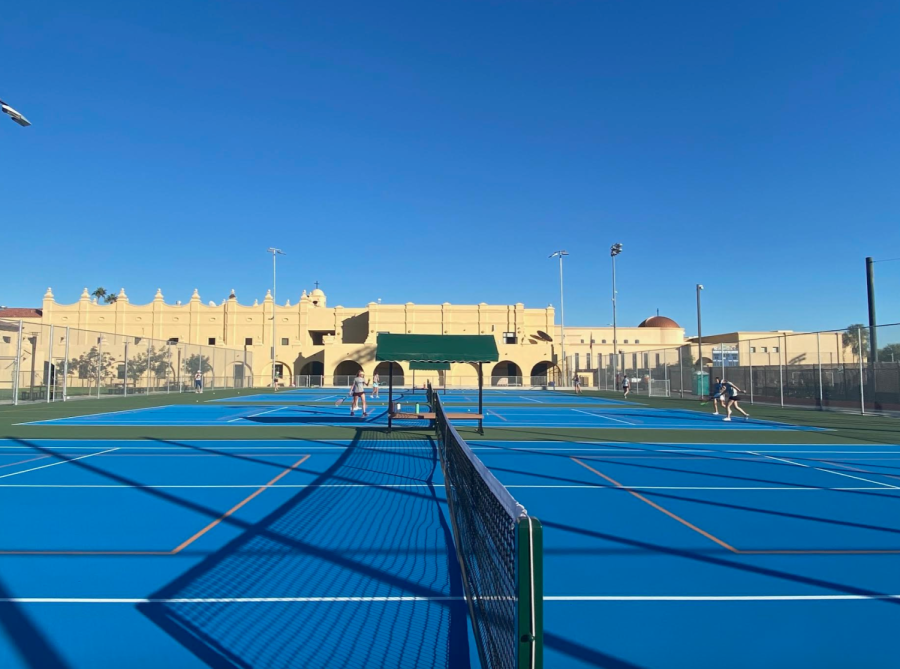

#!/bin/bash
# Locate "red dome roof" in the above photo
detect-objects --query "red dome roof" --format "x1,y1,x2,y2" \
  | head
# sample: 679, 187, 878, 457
638, 316, 681, 329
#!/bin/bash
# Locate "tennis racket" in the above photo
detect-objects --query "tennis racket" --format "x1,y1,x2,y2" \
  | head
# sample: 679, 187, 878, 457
335, 396, 347, 407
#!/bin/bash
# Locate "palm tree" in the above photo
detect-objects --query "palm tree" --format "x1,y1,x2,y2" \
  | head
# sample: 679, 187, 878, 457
91, 287, 117, 304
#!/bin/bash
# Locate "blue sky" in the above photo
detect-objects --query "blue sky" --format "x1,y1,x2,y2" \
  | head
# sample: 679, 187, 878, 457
2, 1, 899, 335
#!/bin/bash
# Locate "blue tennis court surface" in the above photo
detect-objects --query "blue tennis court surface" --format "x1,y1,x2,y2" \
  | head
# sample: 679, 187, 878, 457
212, 390, 636, 406
22, 404, 822, 430
2, 438, 899, 668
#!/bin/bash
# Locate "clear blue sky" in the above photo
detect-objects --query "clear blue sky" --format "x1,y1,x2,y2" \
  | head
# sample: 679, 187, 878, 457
2, 1, 899, 335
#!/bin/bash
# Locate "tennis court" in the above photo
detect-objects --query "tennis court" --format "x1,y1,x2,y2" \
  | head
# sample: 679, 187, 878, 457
213, 389, 635, 406
21, 403, 822, 431
1, 387, 899, 668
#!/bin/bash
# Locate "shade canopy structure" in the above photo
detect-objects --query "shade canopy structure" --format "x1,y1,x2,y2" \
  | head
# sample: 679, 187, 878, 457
408, 361, 451, 371
376, 334, 498, 433
375, 334, 499, 364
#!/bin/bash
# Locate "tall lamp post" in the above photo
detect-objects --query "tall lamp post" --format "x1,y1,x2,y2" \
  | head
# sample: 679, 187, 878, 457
267, 248, 286, 389
550, 251, 569, 385
696, 284, 704, 396
1, 98, 31, 127
610, 243, 623, 385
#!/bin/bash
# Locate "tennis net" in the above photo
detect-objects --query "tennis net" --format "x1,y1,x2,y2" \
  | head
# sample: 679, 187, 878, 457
434, 391, 543, 669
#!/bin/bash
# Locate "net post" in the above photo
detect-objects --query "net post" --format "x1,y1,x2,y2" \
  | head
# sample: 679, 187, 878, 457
517, 517, 543, 669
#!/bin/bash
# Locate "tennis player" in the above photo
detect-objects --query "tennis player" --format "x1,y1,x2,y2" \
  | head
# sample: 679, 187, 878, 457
722, 380, 750, 421
349, 370, 369, 416
622, 375, 630, 398
573, 374, 582, 394
372, 372, 380, 399
709, 376, 725, 414
194, 371, 203, 394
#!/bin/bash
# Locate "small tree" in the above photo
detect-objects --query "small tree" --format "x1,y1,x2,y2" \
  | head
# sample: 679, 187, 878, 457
878, 343, 900, 363
183, 354, 213, 376
68, 346, 116, 385
842, 324, 870, 361
127, 345, 171, 387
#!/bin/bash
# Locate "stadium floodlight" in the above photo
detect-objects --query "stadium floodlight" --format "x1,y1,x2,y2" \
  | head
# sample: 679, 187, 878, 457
549, 251, 569, 384
267, 248, 286, 389
696, 284, 704, 385
610, 243, 623, 383
0, 99, 31, 127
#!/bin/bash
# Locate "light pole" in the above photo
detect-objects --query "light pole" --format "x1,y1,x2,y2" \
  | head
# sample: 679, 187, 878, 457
610, 243, 623, 386
696, 284, 704, 395
267, 248, 285, 389
550, 251, 569, 385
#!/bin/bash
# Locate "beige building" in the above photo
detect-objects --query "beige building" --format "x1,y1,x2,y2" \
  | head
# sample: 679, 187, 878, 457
1, 287, 690, 388
1, 287, 861, 394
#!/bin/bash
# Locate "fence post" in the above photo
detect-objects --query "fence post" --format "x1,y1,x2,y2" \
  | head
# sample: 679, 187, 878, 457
124, 341, 129, 398
46, 325, 54, 403
147, 338, 153, 395
664, 353, 670, 397
859, 326, 866, 415
166, 346, 171, 393
748, 340, 754, 404
816, 332, 823, 410
778, 341, 784, 408
97, 336, 103, 398
678, 347, 684, 398
12, 320, 23, 405
62, 327, 69, 401
720, 343, 725, 380
211, 348, 216, 391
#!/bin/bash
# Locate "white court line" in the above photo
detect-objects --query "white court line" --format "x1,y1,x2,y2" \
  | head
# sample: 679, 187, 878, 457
752, 453, 900, 489
571, 409, 635, 425
5, 594, 900, 604
517, 395, 543, 403
227, 406, 286, 422
544, 595, 900, 602
312, 395, 337, 402
0, 448, 119, 480
14, 405, 160, 426
1, 484, 889, 491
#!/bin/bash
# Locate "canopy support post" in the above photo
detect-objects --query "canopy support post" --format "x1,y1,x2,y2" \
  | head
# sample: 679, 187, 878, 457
388, 362, 394, 433
478, 362, 484, 435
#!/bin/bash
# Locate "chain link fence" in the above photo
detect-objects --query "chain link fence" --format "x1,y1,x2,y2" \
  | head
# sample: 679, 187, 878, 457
611, 323, 900, 414
0, 318, 254, 405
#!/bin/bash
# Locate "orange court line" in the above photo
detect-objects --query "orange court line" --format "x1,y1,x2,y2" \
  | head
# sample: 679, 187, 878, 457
0, 455, 50, 470
571, 457, 739, 553
0, 455, 310, 556
570, 457, 900, 556
170, 454, 310, 554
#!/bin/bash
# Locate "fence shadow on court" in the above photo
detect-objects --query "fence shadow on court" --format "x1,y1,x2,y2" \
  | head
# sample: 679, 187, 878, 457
138, 429, 472, 669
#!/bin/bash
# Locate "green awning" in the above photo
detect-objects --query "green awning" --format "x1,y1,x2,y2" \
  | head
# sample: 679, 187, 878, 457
409, 361, 451, 371
376, 334, 499, 363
